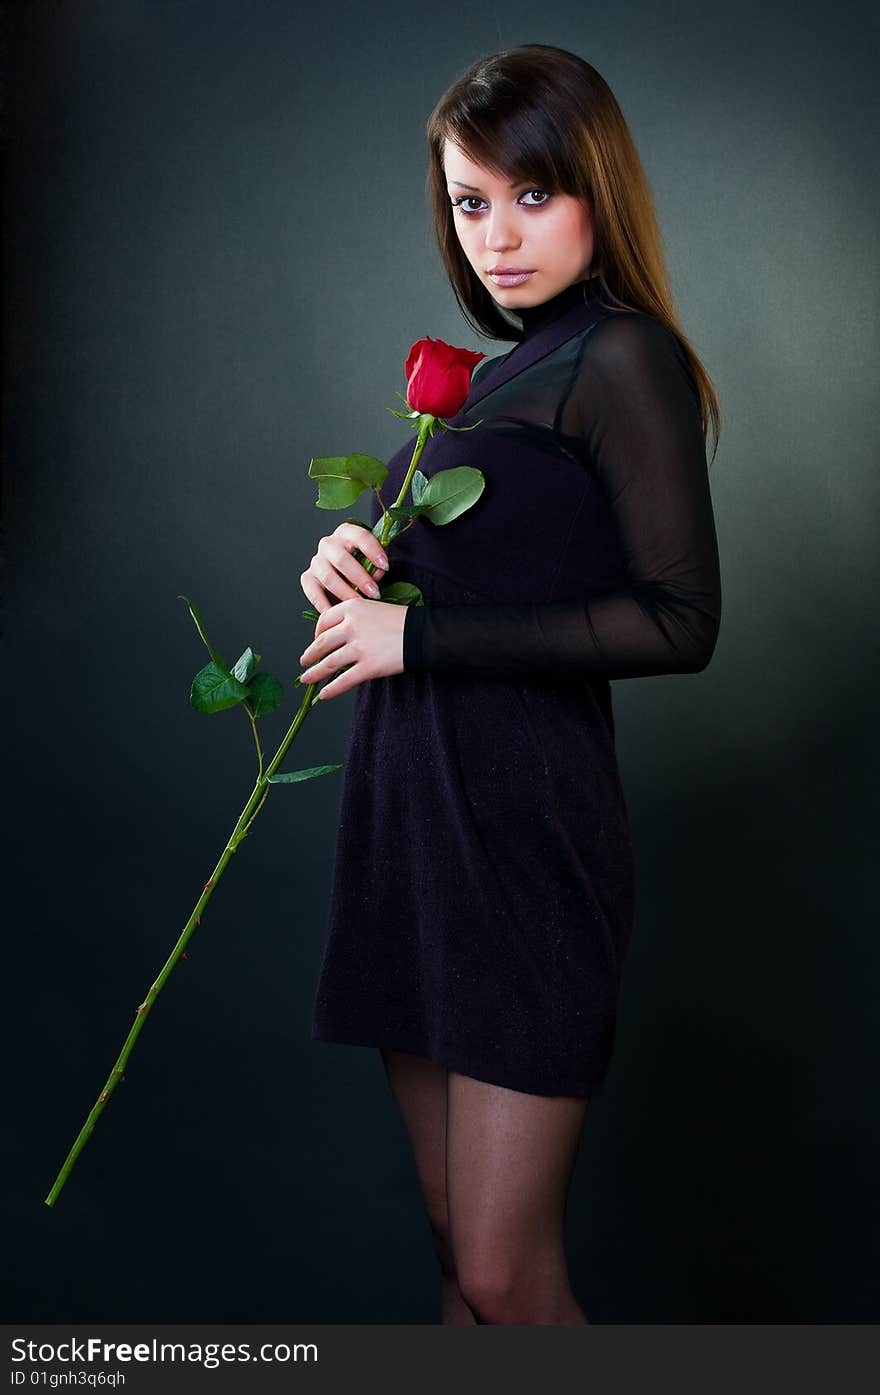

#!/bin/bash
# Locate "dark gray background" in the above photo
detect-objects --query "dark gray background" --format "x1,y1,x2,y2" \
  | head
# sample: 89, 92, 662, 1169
3, 0, 877, 1322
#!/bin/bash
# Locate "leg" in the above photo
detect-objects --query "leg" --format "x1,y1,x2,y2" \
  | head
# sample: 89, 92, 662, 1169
446, 1071, 589, 1325
378, 1048, 476, 1325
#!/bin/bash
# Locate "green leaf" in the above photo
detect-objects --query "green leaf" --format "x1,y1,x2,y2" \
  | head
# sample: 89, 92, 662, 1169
411, 469, 429, 506
417, 466, 485, 525
232, 647, 261, 683
373, 504, 421, 542
190, 660, 252, 714
266, 763, 343, 784
178, 595, 227, 669
378, 581, 423, 607
246, 670, 284, 716
441, 417, 485, 432
309, 453, 388, 509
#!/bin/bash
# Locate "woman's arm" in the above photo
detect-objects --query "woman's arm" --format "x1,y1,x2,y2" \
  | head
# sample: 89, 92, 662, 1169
402, 314, 722, 680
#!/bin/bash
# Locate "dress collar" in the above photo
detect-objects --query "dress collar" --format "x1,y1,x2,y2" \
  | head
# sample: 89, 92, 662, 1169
515, 273, 603, 340
464, 289, 609, 416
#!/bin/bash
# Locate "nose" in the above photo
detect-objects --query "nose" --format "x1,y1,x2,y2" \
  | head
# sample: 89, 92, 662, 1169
483, 207, 522, 254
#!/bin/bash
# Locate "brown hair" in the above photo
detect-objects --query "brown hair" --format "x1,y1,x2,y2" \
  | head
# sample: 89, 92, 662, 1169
425, 43, 721, 461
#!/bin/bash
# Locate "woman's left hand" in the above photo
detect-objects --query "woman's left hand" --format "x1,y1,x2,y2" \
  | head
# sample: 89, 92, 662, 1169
298, 597, 407, 702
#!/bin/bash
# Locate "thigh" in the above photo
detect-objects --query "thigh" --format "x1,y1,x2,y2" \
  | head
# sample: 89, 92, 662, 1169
379, 1048, 450, 1232
445, 1072, 587, 1281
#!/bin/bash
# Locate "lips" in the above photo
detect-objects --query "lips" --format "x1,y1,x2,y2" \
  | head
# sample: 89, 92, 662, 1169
488, 268, 534, 275
488, 269, 535, 287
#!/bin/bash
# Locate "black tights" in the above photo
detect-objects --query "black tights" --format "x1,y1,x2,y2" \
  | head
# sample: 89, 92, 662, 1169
379, 1048, 590, 1325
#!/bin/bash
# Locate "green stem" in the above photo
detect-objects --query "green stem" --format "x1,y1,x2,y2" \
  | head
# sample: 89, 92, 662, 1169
45, 418, 433, 1206
44, 679, 320, 1208
393, 416, 432, 508
245, 701, 264, 779
369, 415, 433, 560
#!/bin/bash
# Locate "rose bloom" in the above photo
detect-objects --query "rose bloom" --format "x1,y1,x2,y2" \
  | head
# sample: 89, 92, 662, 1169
405, 336, 485, 418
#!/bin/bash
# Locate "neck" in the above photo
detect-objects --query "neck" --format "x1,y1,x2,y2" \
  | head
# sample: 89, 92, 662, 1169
515, 273, 602, 340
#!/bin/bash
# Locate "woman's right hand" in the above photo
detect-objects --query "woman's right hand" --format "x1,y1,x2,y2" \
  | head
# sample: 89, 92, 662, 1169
300, 522, 390, 615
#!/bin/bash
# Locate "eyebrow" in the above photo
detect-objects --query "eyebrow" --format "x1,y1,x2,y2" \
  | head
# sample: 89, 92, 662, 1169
447, 177, 530, 193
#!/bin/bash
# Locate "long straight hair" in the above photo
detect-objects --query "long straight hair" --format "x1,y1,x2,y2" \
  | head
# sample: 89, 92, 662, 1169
425, 44, 721, 461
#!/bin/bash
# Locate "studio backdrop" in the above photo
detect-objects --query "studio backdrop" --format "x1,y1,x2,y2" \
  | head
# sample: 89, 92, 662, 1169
3, 0, 877, 1324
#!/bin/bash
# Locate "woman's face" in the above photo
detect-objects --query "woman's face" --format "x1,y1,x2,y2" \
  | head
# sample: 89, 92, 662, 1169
442, 138, 595, 310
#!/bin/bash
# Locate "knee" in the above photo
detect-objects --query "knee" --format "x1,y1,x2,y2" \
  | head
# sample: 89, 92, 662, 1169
455, 1263, 526, 1325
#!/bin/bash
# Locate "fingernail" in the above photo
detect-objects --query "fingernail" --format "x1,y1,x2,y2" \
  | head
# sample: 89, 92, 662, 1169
366, 581, 380, 597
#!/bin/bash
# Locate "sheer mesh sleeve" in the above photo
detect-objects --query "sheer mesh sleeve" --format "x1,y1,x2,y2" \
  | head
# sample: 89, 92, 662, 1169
402, 314, 722, 680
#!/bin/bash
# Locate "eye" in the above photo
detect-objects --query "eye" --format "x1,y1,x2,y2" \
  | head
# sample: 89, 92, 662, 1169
449, 189, 552, 216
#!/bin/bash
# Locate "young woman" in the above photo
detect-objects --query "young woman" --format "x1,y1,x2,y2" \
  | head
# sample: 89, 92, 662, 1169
298, 44, 722, 1325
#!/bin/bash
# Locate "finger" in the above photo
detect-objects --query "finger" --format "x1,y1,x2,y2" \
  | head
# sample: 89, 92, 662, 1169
320, 538, 385, 597
338, 523, 390, 573
308, 553, 364, 603
313, 661, 363, 703
299, 570, 333, 613
312, 598, 351, 640
300, 641, 350, 684
300, 615, 350, 679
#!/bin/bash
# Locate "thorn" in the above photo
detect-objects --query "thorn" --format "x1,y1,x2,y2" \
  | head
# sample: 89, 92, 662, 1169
99, 1090, 108, 1102
181, 950, 188, 960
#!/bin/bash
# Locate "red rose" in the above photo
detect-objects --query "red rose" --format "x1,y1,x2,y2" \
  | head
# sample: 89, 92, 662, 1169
404, 336, 485, 419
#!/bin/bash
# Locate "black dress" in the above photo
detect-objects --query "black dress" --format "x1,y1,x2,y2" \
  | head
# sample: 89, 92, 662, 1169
310, 274, 722, 1098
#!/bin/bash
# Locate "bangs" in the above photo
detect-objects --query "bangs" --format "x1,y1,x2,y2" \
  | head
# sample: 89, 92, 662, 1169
441, 107, 582, 197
